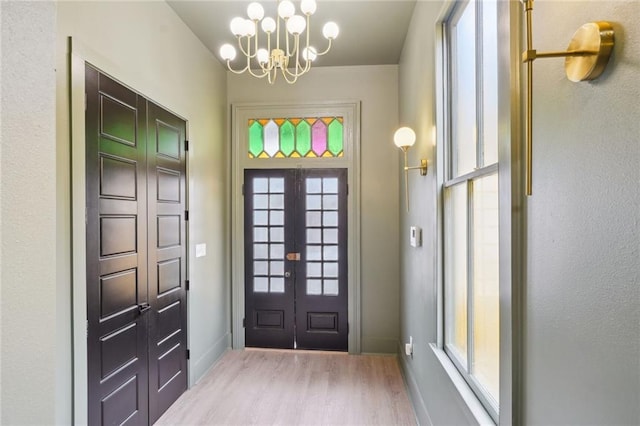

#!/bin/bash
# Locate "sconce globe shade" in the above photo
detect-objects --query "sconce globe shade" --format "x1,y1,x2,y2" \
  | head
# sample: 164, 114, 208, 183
278, 0, 295, 19
394, 127, 416, 148
287, 15, 306, 35
261, 17, 276, 33
230, 17, 246, 36
247, 2, 265, 21
322, 22, 339, 39
220, 43, 237, 61
301, 0, 317, 15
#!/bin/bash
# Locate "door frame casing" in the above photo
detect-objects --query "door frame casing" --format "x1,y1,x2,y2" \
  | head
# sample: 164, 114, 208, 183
230, 102, 362, 353
69, 37, 190, 424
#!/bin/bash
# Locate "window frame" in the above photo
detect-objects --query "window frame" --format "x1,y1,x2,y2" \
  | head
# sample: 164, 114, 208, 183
436, 0, 521, 423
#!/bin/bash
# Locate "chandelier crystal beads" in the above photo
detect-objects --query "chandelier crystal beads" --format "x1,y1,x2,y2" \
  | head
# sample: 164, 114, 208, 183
219, 0, 339, 84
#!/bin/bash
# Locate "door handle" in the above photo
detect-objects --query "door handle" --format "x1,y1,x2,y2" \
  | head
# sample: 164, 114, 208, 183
284, 271, 291, 278
138, 302, 151, 314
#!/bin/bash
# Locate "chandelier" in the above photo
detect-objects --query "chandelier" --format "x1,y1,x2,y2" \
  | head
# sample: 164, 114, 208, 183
219, 0, 339, 84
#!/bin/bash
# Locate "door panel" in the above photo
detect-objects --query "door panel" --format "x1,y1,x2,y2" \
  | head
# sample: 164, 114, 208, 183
86, 64, 149, 426
295, 169, 348, 350
244, 169, 348, 351
244, 170, 296, 349
87, 66, 188, 425
147, 102, 188, 424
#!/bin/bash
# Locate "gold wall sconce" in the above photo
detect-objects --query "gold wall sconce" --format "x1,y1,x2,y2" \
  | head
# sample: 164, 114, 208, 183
521, 0, 615, 196
394, 127, 427, 211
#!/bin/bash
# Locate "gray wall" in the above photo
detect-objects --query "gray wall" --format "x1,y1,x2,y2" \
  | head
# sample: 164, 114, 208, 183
2, 1, 229, 423
398, 0, 640, 425
1, 1, 57, 424
228, 66, 401, 353
523, 1, 639, 424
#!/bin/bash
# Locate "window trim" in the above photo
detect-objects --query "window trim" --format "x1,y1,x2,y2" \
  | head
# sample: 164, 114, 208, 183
435, 0, 523, 424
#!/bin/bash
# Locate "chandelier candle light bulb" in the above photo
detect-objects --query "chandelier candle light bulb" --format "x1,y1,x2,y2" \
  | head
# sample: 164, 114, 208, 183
219, 0, 338, 84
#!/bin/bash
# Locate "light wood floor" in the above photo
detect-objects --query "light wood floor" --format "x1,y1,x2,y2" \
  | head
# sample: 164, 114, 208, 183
157, 349, 416, 425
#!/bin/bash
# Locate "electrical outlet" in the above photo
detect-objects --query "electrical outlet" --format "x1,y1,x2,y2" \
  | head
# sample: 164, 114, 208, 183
405, 336, 414, 357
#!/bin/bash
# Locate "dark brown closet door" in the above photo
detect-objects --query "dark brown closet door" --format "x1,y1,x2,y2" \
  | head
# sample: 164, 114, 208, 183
86, 65, 150, 426
147, 102, 188, 424
86, 65, 188, 425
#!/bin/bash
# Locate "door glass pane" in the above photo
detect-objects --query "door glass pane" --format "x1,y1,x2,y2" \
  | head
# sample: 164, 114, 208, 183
307, 279, 322, 295
254, 194, 268, 209
253, 178, 269, 193
307, 229, 321, 244
323, 211, 338, 227
254, 227, 268, 242
324, 280, 338, 296
254, 244, 268, 259
323, 195, 338, 210
270, 227, 284, 242
254, 277, 268, 292
307, 262, 322, 277
307, 195, 322, 210
269, 177, 284, 193
270, 210, 284, 226
270, 278, 285, 293
307, 245, 321, 260
323, 229, 338, 244
444, 182, 468, 367
307, 212, 322, 227
482, 0, 499, 166
472, 173, 500, 403
254, 261, 268, 275
452, 0, 477, 177
306, 178, 322, 193
270, 261, 284, 276
323, 262, 338, 277
270, 194, 284, 209
323, 178, 338, 193
270, 244, 284, 259
254, 210, 268, 226
323, 245, 338, 261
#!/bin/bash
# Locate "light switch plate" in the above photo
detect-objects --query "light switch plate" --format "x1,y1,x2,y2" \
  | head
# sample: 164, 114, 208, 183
410, 226, 422, 247
195, 243, 207, 258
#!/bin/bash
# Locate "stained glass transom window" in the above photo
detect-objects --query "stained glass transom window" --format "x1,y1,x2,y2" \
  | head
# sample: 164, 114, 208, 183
248, 117, 344, 159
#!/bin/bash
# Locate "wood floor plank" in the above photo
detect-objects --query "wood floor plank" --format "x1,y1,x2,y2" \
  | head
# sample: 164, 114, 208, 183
156, 349, 416, 425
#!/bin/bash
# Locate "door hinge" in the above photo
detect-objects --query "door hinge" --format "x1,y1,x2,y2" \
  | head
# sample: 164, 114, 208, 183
186, 349, 190, 360
185, 210, 189, 221
86, 320, 89, 338
347, 184, 349, 195
185, 140, 189, 151
243, 318, 246, 328
242, 183, 245, 196
185, 279, 190, 291
347, 322, 350, 334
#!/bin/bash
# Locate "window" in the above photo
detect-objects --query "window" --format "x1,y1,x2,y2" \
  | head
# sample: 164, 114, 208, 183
248, 117, 344, 158
443, 0, 500, 420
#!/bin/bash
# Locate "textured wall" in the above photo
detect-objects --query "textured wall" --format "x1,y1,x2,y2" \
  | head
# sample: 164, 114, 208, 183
398, 0, 640, 425
397, 1, 480, 424
1, 1, 57, 424
228, 65, 401, 353
523, 1, 640, 424
56, 1, 229, 422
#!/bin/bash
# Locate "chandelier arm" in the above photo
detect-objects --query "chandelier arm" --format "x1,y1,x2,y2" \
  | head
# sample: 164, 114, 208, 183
247, 67, 270, 79
316, 38, 333, 56
253, 21, 259, 55
226, 61, 251, 75
237, 37, 253, 58
280, 67, 299, 84
285, 17, 291, 56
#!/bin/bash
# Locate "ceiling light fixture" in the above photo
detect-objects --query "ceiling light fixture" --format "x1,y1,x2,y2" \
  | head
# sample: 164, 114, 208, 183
219, 0, 339, 84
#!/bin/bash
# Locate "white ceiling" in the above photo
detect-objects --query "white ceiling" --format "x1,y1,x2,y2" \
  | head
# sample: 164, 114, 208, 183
166, 0, 417, 68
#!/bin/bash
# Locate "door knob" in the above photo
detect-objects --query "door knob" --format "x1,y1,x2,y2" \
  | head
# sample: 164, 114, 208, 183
284, 271, 291, 278
138, 302, 151, 314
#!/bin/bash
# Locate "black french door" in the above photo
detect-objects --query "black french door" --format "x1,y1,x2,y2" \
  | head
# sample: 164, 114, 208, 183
244, 168, 348, 351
